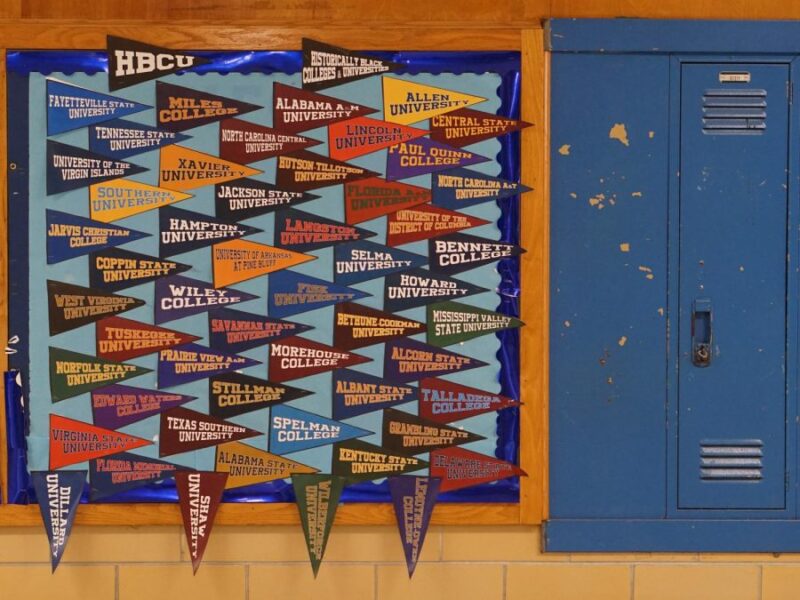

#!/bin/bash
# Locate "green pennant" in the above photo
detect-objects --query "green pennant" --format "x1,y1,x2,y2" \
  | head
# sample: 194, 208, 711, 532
49, 347, 152, 402
426, 301, 524, 347
292, 474, 345, 577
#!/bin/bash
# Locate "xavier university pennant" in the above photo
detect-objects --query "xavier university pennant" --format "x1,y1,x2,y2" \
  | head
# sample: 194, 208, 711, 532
155, 275, 259, 324
418, 378, 519, 424
426, 301, 523, 347
269, 336, 370, 382
31, 470, 86, 572
276, 150, 378, 193
46, 209, 150, 264
156, 81, 261, 132
430, 447, 526, 492
383, 269, 488, 313
90, 452, 179, 499
429, 233, 524, 275
383, 77, 486, 125
107, 36, 212, 90
334, 240, 426, 286
158, 343, 260, 388
292, 474, 345, 577
333, 302, 425, 350
431, 168, 531, 210
383, 338, 488, 383
273, 82, 377, 133
50, 414, 152, 469
160, 407, 261, 457
274, 208, 375, 252
344, 178, 431, 225
219, 118, 320, 164
386, 138, 488, 181
209, 372, 311, 419
89, 119, 190, 160
215, 441, 317, 489
159, 206, 261, 257
88, 248, 190, 292
47, 280, 144, 335
332, 439, 428, 481
269, 404, 372, 454
429, 108, 531, 147
89, 179, 193, 223
159, 144, 261, 192
47, 140, 146, 195
328, 117, 427, 161
212, 239, 316, 288
381, 408, 485, 454
96, 316, 200, 362
332, 369, 416, 420
302, 38, 400, 91
215, 179, 319, 221
91, 384, 195, 430
47, 79, 149, 136
267, 270, 371, 318
386, 204, 488, 246
208, 307, 312, 353
176, 471, 228, 573
50, 347, 151, 402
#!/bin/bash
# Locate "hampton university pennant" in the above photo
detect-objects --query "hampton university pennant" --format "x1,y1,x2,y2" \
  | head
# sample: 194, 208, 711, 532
31, 470, 86, 572
159, 206, 261, 257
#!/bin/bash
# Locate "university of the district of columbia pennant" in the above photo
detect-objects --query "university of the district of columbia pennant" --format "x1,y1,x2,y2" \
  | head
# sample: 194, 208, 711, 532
107, 36, 212, 91
96, 316, 200, 362
429, 233, 525, 275
47, 280, 144, 335
269, 336, 370, 382
328, 117, 427, 161
154, 275, 259, 324
47, 140, 146, 195
215, 441, 317, 489
332, 369, 416, 420
292, 474, 345, 577
215, 179, 319, 222
208, 307, 312, 354
274, 208, 375, 252
159, 145, 262, 192
156, 81, 261, 132
426, 301, 524, 347
267, 270, 371, 318
219, 118, 320, 164
157, 343, 260, 388
344, 178, 431, 225
212, 239, 316, 288
88, 248, 190, 292
91, 384, 195, 430
269, 404, 372, 455
89, 119, 190, 160
418, 378, 519, 424
386, 204, 489, 247
47, 79, 150, 136
334, 240, 426, 286
302, 38, 399, 91
209, 372, 311, 419
275, 150, 379, 193
332, 439, 429, 481
46, 209, 150, 264
333, 302, 425, 351
160, 407, 261, 457
381, 408, 485, 455
89, 179, 193, 223
273, 82, 377, 133
429, 108, 531, 147
388, 476, 440, 577
175, 471, 228, 574
430, 447, 527, 492
90, 452, 179, 500
383, 269, 488, 313
31, 470, 86, 572
49, 347, 151, 402
382, 77, 486, 125
159, 206, 261, 257
50, 414, 152, 469
383, 338, 488, 383
385, 138, 488, 181
431, 168, 531, 211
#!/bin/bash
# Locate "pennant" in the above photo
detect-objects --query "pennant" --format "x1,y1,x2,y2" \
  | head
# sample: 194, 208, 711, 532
96, 316, 200, 361
46, 209, 150, 264
47, 141, 146, 195
156, 81, 261, 132
432, 168, 531, 211
47, 280, 144, 335
215, 179, 319, 221
275, 208, 374, 252
429, 108, 531, 147
383, 338, 488, 383
386, 138, 488, 181
328, 117, 427, 161
107, 35, 212, 91
31, 470, 85, 572
269, 404, 372, 455
389, 476, 440, 577
160, 206, 261, 257
90, 179, 193, 223
302, 38, 400, 91
50, 347, 151, 402
344, 177, 431, 225
89, 248, 190, 292
383, 77, 486, 125
268, 271, 371, 318
386, 204, 489, 246
92, 384, 195, 430
430, 233, 525, 275
334, 302, 425, 350
382, 408, 485, 455
160, 407, 261, 457
332, 439, 428, 481
50, 414, 152, 469
430, 447, 526, 492
47, 79, 149, 136
216, 441, 317, 489
334, 240, 426, 286
209, 372, 311, 419
90, 452, 179, 499
155, 275, 259, 324
158, 343, 260, 388
89, 118, 190, 160
269, 336, 370, 382
159, 145, 262, 192
212, 239, 315, 288
219, 118, 320, 164
419, 378, 519, 423
292, 474, 344, 577
427, 301, 523, 347
273, 82, 377, 133
176, 471, 227, 573
383, 269, 488, 313
276, 150, 378, 193
332, 370, 416, 420
208, 307, 312, 353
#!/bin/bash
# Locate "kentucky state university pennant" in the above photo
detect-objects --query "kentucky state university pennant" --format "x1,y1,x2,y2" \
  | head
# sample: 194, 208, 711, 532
215, 179, 319, 222
332, 439, 428, 481
107, 36, 212, 90
47, 79, 150, 136
159, 407, 261, 457
89, 118, 190, 160
176, 471, 228, 573
302, 38, 400, 91
208, 307, 312, 354
158, 343, 260, 388
332, 369, 416, 420
333, 302, 425, 351
292, 474, 345, 577
50, 414, 152, 469
96, 316, 200, 362
47, 140, 146, 196
159, 205, 261, 257
383, 338, 488, 383
267, 270, 371, 318
50, 347, 151, 402
215, 441, 317, 489
344, 177, 431, 225
383, 269, 488, 313
90, 452, 179, 499
154, 275, 259, 324
91, 384, 195, 430
209, 372, 311, 419
46, 209, 150, 264
219, 118, 320, 164
31, 470, 86, 572
418, 378, 519, 424
156, 81, 261, 132
47, 280, 144, 335
273, 82, 377, 133
381, 408, 485, 455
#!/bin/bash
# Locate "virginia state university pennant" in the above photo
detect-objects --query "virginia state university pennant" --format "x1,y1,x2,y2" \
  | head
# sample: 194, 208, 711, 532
50, 414, 152, 469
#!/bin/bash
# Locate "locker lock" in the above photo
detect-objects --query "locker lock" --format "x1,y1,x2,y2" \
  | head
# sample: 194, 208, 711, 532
692, 298, 713, 367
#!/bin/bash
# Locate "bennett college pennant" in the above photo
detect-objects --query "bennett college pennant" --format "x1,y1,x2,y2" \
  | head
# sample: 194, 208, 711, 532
334, 240, 426, 286
333, 302, 425, 351
302, 38, 400, 91
209, 372, 311, 419
383, 338, 488, 383
90, 452, 179, 500
47, 140, 146, 195
155, 274, 259, 324
46, 209, 150, 264
215, 179, 319, 221
388, 476, 440, 577
31, 470, 86, 572
89, 119, 190, 160
267, 270, 370, 318
176, 471, 228, 573
418, 378, 519, 423
107, 36, 212, 91
47, 280, 144, 335
432, 168, 531, 210
91, 384, 195, 430
219, 118, 320, 164
269, 336, 370, 382
49, 347, 151, 402
160, 406, 261, 457
158, 343, 260, 388
156, 81, 261, 132
292, 474, 345, 577
208, 307, 312, 354
386, 137, 488, 181
426, 301, 524, 347
159, 205, 261, 257
276, 150, 378, 193
215, 441, 317, 489
381, 408, 485, 455
50, 414, 152, 469
383, 269, 488, 313
332, 369, 416, 420
269, 404, 372, 455
88, 248, 190, 292
429, 108, 531, 147
47, 79, 149, 136
274, 208, 375, 252
273, 82, 376, 134
96, 316, 200, 362
429, 233, 524, 275
344, 177, 431, 225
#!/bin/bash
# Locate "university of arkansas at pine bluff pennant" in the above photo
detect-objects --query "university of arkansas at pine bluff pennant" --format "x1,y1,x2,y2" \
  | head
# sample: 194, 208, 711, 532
429, 233, 524, 275
276, 150, 378, 193
292, 474, 345, 577
89, 179, 193, 223
418, 378, 519, 424
160, 407, 261, 457
429, 108, 531, 148
50, 414, 152, 469
273, 82, 377, 134
107, 36, 212, 91
431, 168, 531, 211
344, 178, 431, 225
159, 205, 261, 257
386, 204, 489, 247
328, 116, 427, 161
50, 347, 151, 402
302, 38, 400, 91
269, 404, 372, 455
382, 408, 485, 455
46, 209, 150, 264
383, 338, 488, 383
156, 81, 261, 132
332, 369, 416, 420
386, 138, 488, 181
216, 441, 317, 489
91, 384, 195, 430
219, 118, 320, 164
159, 145, 262, 192
47, 79, 150, 136
430, 447, 526, 492
155, 275, 259, 324
96, 315, 200, 362
208, 307, 312, 354
332, 439, 428, 481
176, 471, 227, 574
426, 301, 523, 347
88, 248, 190, 292
31, 470, 86, 572
269, 337, 370, 382
158, 343, 260, 388
383, 77, 486, 125
334, 240, 426, 286
90, 452, 179, 500
274, 208, 375, 252
47, 140, 146, 195
383, 269, 488, 313
209, 372, 311, 419
215, 179, 319, 222
47, 280, 144, 335
267, 270, 371, 318
212, 239, 316, 288
389, 476, 440, 577
333, 302, 425, 351
89, 119, 190, 160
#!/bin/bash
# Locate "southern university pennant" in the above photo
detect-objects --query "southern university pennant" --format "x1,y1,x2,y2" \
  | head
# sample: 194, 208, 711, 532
267, 270, 371, 318
96, 316, 200, 362
273, 82, 377, 133
49, 347, 151, 402
216, 441, 317, 489
208, 307, 312, 354
88, 248, 190, 292
269, 404, 372, 455
156, 81, 261, 132
328, 116, 427, 161
332, 439, 428, 481
47, 79, 149, 136
292, 474, 345, 577
276, 150, 378, 193
383, 338, 488, 383
430, 447, 526, 492
432, 168, 531, 211
210, 372, 312, 419
46, 209, 150, 264
333, 302, 425, 351
90, 179, 193, 223
269, 337, 370, 382
89, 118, 190, 160
383, 269, 488, 313
429, 108, 531, 147
50, 414, 152, 469
155, 275, 259, 324
91, 384, 195, 430
418, 378, 519, 424
274, 208, 375, 252
159, 205, 261, 257
429, 233, 524, 275
216, 179, 319, 222
344, 178, 431, 225
383, 77, 486, 125
381, 408, 485, 455
334, 240, 426, 286
31, 470, 86, 572
47, 140, 146, 195
160, 407, 261, 457
47, 280, 144, 335
159, 145, 262, 192
176, 471, 228, 574
90, 452, 179, 500
158, 343, 261, 388
332, 369, 416, 420
302, 38, 400, 91
219, 118, 320, 164
426, 301, 523, 347
212, 239, 315, 288
107, 36, 212, 90
386, 204, 489, 247
389, 476, 440, 577
386, 138, 489, 181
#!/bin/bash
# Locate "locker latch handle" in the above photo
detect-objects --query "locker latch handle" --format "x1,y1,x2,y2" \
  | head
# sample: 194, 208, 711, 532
692, 298, 713, 368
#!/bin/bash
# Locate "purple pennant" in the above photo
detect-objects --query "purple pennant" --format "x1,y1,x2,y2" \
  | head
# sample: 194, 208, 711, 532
158, 343, 261, 388
385, 137, 489, 181
91, 384, 195, 430
389, 476, 441, 577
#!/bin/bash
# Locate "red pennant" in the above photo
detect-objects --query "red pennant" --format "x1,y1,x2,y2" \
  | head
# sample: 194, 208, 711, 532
273, 82, 377, 133
269, 336, 370, 382
175, 471, 227, 573
159, 407, 261, 457
334, 302, 426, 350
430, 447, 526, 492
219, 118, 320, 164
344, 178, 431, 225
49, 414, 152, 469
386, 204, 489, 246
96, 316, 200, 361
419, 378, 520, 423
428, 108, 531, 148
328, 117, 428, 161
276, 150, 378, 193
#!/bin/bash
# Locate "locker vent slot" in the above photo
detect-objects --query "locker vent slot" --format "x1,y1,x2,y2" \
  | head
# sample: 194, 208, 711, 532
700, 440, 763, 480
702, 89, 767, 135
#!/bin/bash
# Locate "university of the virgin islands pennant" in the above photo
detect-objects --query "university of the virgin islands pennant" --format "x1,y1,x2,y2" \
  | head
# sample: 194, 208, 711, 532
159, 145, 262, 192
49, 347, 151, 402
276, 150, 379, 193
47, 79, 149, 136
302, 38, 400, 91
334, 240, 426, 286
431, 168, 531, 211
107, 36, 212, 91
46, 209, 150, 264
418, 378, 519, 424
215, 179, 319, 222
328, 117, 427, 161
154, 275, 259, 325
381, 408, 485, 455
91, 384, 195, 430
332, 439, 428, 481
274, 208, 375, 252
47, 140, 146, 195
269, 337, 370, 382
208, 307, 312, 353
88, 248, 190, 292
159, 407, 261, 457
215, 441, 317, 489
429, 233, 524, 275
89, 179, 193, 223
156, 81, 261, 132
157, 343, 260, 388
430, 447, 527, 492
383, 77, 486, 125
273, 82, 377, 134
267, 270, 371, 319
269, 404, 372, 455
219, 118, 320, 164
89, 119, 190, 160
292, 474, 345, 577
89, 452, 179, 499
47, 280, 144, 335
212, 239, 316, 288
333, 302, 425, 351
344, 178, 431, 225
332, 369, 416, 420
426, 301, 523, 347
429, 108, 531, 147
176, 471, 227, 574
383, 338, 488, 384
386, 204, 489, 247
96, 315, 200, 362
31, 470, 86, 572
209, 372, 311, 419
386, 138, 489, 181
383, 269, 488, 313
159, 206, 261, 257
388, 476, 440, 577
50, 414, 152, 469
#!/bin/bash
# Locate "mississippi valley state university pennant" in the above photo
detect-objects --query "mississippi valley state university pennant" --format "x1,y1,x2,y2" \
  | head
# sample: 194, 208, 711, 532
381, 408, 485, 454
49, 347, 151, 402
215, 441, 317, 489
90, 452, 179, 499
332, 369, 416, 420
273, 82, 377, 134
91, 384, 195, 430
47, 140, 146, 196
219, 118, 320, 164
208, 307, 312, 354
154, 274, 259, 324
302, 38, 400, 91
383, 338, 488, 383
382, 268, 488, 313
418, 378, 519, 424
269, 404, 372, 455
430, 447, 526, 492
209, 372, 311, 419
215, 179, 319, 222
429, 233, 524, 275
159, 205, 261, 257
49, 414, 152, 469
47, 280, 144, 335
333, 302, 425, 351
46, 209, 150, 264
176, 471, 228, 573
96, 315, 200, 361
292, 474, 345, 577
267, 270, 370, 318
89, 118, 190, 160
159, 406, 261, 457
388, 475, 440, 577
107, 36, 211, 90
344, 177, 431, 225
156, 81, 261, 132
426, 300, 523, 347
31, 470, 86, 572
157, 343, 260, 388
269, 336, 370, 382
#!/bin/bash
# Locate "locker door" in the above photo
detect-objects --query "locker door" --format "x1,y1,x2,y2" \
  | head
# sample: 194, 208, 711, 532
678, 63, 790, 510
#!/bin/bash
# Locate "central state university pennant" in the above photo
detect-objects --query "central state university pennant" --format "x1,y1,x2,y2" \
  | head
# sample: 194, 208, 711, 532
49, 347, 151, 402
159, 145, 262, 192
47, 141, 146, 196
332, 369, 416, 420
155, 275, 259, 324
219, 118, 320, 164
382, 77, 486, 125
333, 302, 425, 351
386, 138, 489, 181
212, 238, 316, 288
418, 378, 519, 424
89, 179, 193, 223
208, 307, 312, 353
89, 119, 190, 160
269, 404, 372, 455
383, 338, 488, 383
293, 474, 345, 577
432, 168, 531, 210
31, 470, 86, 572
276, 150, 379, 193
91, 384, 195, 430
176, 471, 228, 574
429, 108, 531, 147
215, 179, 319, 221
158, 343, 260, 388
383, 269, 488, 313
269, 336, 370, 382
96, 316, 200, 361
429, 233, 524, 275
215, 441, 317, 489
50, 414, 152, 469
209, 372, 311, 419
388, 476, 440, 578
334, 240, 426, 286
88, 248, 190, 292
302, 38, 400, 91
47, 280, 144, 335
274, 208, 375, 252
160, 407, 261, 457
332, 439, 429, 481
90, 452, 180, 499
273, 82, 377, 134
328, 117, 428, 161
381, 408, 485, 455
156, 81, 261, 132
430, 447, 526, 492
268, 270, 370, 318
344, 178, 431, 225
46, 209, 150, 264
386, 204, 489, 246
159, 206, 261, 257
426, 301, 524, 347
107, 36, 211, 91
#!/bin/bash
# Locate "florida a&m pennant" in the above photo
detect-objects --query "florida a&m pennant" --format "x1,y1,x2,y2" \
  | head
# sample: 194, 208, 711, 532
344, 177, 430, 225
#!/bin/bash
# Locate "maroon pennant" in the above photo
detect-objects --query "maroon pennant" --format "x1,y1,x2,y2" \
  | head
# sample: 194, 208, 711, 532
96, 316, 200, 361
276, 150, 378, 193
219, 118, 320, 164
430, 447, 526, 492
429, 108, 531, 148
159, 406, 261, 457
386, 204, 489, 246
176, 471, 227, 574
419, 378, 520, 423
273, 82, 377, 133
334, 302, 426, 351
269, 336, 370, 382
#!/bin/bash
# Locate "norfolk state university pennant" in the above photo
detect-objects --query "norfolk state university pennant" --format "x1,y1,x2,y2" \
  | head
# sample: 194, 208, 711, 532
31, 470, 86, 572
176, 471, 228, 573
292, 474, 345, 577
50, 414, 152, 469
389, 476, 440, 577
216, 441, 317, 489
50, 347, 151, 402
46, 79, 149, 136
302, 38, 400, 91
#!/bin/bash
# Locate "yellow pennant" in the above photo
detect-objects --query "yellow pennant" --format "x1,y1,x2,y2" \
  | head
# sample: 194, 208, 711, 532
382, 77, 487, 125
89, 179, 193, 223
215, 441, 318, 489
159, 145, 262, 192
212, 238, 316, 288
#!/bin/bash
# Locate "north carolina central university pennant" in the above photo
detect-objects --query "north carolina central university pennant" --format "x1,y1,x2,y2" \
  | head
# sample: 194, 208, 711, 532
269, 336, 370, 382
47, 140, 146, 196
212, 238, 316, 288
383, 269, 488, 313
267, 270, 370, 318
274, 208, 375, 252
47, 79, 150, 136
426, 301, 523, 347
90, 452, 179, 500
333, 240, 426, 286
328, 117, 427, 161
383, 338, 488, 383
91, 384, 195, 430
88, 248, 190, 292
156, 81, 261, 132
107, 36, 212, 91
293, 474, 345, 577
332, 439, 429, 481
31, 470, 86, 572
159, 145, 261, 192
50, 414, 152, 469
159, 206, 261, 257
208, 307, 312, 354
215, 441, 317, 489
96, 316, 200, 362
333, 302, 425, 351
275, 150, 378, 193
209, 372, 311, 419
429, 233, 524, 275
431, 168, 531, 210
219, 118, 320, 164
89, 179, 193, 223
332, 369, 416, 420
381, 408, 485, 455
344, 178, 431, 225
46, 209, 150, 264
388, 476, 440, 577
47, 280, 144, 335
428, 108, 531, 147
160, 407, 261, 457
49, 347, 151, 402
386, 204, 489, 247
155, 275, 259, 324
382, 77, 486, 125
158, 343, 260, 388
89, 118, 190, 160
269, 404, 372, 455
273, 82, 377, 133
430, 447, 526, 492
176, 471, 227, 574
215, 179, 319, 221
385, 138, 488, 181
302, 38, 400, 91
418, 378, 519, 423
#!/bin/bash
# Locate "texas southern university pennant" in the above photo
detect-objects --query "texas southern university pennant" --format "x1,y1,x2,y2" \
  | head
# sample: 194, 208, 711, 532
388, 476, 440, 577
89, 119, 190, 160
91, 384, 195, 430
208, 307, 312, 354
383, 269, 488, 313
96, 316, 200, 361
209, 372, 311, 419
90, 452, 180, 500
267, 270, 371, 318
219, 118, 320, 164
426, 301, 523, 347
269, 404, 372, 455
175, 471, 228, 574
292, 474, 345, 577
333, 302, 425, 350
381, 408, 485, 454
386, 204, 489, 247
334, 240, 426, 286
88, 248, 190, 292
158, 343, 260, 388
429, 233, 524, 275
273, 82, 377, 133
429, 108, 531, 147
431, 168, 531, 211
276, 150, 378, 193
49, 347, 151, 402
302, 38, 400, 91
215, 441, 317, 489
50, 414, 152, 469
31, 470, 86, 572
46, 209, 150, 264
274, 208, 375, 252
269, 336, 370, 382
160, 407, 261, 457
155, 274, 259, 324
107, 36, 212, 90
430, 447, 527, 492
383, 338, 488, 383
344, 178, 431, 225
159, 205, 261, 257
47, 280, 144, 335
332, 369, 416, 420
418, 378, 519, 424
156, 81, 261, 132
332, 439, 429, 481
212, 239, 316, 288
215, 179, 319, 222
47, 140, 146, 195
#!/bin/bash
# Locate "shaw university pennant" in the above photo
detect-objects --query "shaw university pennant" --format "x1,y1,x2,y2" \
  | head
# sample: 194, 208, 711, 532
176, 471, 228, 573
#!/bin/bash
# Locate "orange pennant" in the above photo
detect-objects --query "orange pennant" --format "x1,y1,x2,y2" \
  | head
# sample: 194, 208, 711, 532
49, 414, 152, 469
212, 239, 316, 288
215, 441, 318, 489
159, 145, 262, 192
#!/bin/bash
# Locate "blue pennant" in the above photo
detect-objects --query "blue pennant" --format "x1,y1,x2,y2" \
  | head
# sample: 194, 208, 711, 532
47, 79, 150, 136
89, 118, 190, 159
269, 404, 372, 454
46, 209, 150, 264
332, 369, 416, 420
334, 240, 426, 286
268, 270, 371, 318
31, 470, 86, 572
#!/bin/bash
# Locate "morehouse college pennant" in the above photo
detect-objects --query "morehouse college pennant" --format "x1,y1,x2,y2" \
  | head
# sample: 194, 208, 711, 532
215, 441, 317, 489
429, 108, 531, 147
383, 268, 488, 313
47, 140, 146, 196
215, 179, 319, 222
274, 208, 374, 252
269, 404, 372, 455
269, 336, 370, 382
208, 307, 312, 354
158, 343, 260, 388
267, 270, 370, 318
333, 302, 425, 351
91, 384, 195, 430
89, 119, 190, 160
383, 338, 488, 383
160, 407, 261, 457
344, 178, 431, 225
88, 248, 190, 292
50, 414, 152, 469
47, 280, 145, 335
154, 275, 259, 324
418, 378, 519, 424
159, 205, 261, 257
176, 471, 228, 573
381, 408, 485, 455
31, 470, 86, 572
209, 372, 311, 419
46, 209, 150, 264
90, 452, 180, 500
156, 81, 261, 132
302, 38, 400, 91
49, 347, 151, 402
332, 369, 416, 420
219, 118, 320, 164
47, 79, 150, 136
273, 82, 377, 134
96, 315, 200, 361
107, 36, 212, 91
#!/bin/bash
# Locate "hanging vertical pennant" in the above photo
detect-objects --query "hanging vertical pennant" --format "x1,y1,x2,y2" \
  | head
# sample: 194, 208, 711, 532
430, 233, 524, 275
208, 307, 312, 353
89, 119, 190, 160
156, 81, 261, 132
382, 408, 485, 454
159, 145, 262, 192
175, 471, 228, 574
155, 275, 259, 324
159, 206, 261, 257
429, 108, 531, 147
268, 270, 371, 318
215, 179, 319, 222
216, 441, 318, 489
426, 301, 524, 347
302, 38, 400, 91
89, 248, 191, 292
273, 82, 377, 134
219, 118, 320, 164
383, 338, 488, 383
328, 117, 428, 161
432, 168, 531, 211
31, 470, 86, 572
383, 77, 486, 125
90, 452, 179, 499
333, 302, 425, 350
46, 209, 150, 264
334, 240, 426, 286
90, 179, 193, 223
386, 204, 489, 246
383, 269, 489, 313
107, 36, 212, 91
269, 404, 372, 455
48, 280, 145, 335
92, 384, 195, 430
430, 447, 526, 492
47, 79, 150, 136
96, 316, 200, 361
332, 439, 429, 481
209, 372, 311, 419
388, 476, 440, 578
344, 178, 431, 225
418, 378, 519, 424
47, 140, 147, 195
292, 474, 345, 577
158, 343, 261, 388
386, 138, 489, 181
276, 150, 379, 193
332, 369, 416, 420
212, 239, 316, 288
50, 414, 152, 469
50, 347, 152, 402
274, 208, 375, 252
160, 407, 261, 456
269, 336, 370, 382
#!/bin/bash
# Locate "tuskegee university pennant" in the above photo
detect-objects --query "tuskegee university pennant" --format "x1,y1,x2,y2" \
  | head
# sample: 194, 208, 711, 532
269, 336, 370, 382
47, 280, 145, 336
96, 316, 200, 362
334, 240, 426, 286
89, 119, 190, 160
426, 301, 524, 347
47, 79, 149, 136
383, 77, 486, 125
267, 270, 371, 318
212, 239, 316, 288
332, 439, 428, 481
389, 476, 440, 577
276, 150, 378, 193
383, 338, 488, 383
90, 452, 180, 500
328, 116, 428, 161
219, 118, 320, 164
269, 404, 372, 455
418, 378, 519, 424
430, 447, 526, 492
381, 408, 485, 455
160, 407, 261, 457
154, 274, 259, 324
159, 145, 262, 192
156, 81, 261, 132
47, 140, 146, 195
49, 347, 151, 402
46, 209, 150, 264
215, 179, 319, 222
91, 384, 195, 430
88, 248, 190, 292
209, 372, 311, 419
344, 177, 431, 225
292, 474, 345, 577
429, 233, 524, 275
383, 268, 488, 313
429, 108, 531, 148
31, 470, 86, 572
107, 36, 212, 91
386, 138, 489, 181
175, 471, 228, 574
332, 369, 416, 420
333, 302, 425, 351
157, 343, 260, 388
159, 205, 261, 257
386, 204, 489, 246
89, 179, 193, 223
302, 38, 400, 91
215, 441, 317, 489
274, 208, 375, 252
49, 414, 152, 469
208, 307, 312, 353
273, 82, 377, 134
432, 168, 531, 211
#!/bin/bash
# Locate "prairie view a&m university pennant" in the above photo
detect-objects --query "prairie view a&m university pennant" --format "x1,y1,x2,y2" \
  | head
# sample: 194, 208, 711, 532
157, 343, 260, 388
49, 347, 151, 401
